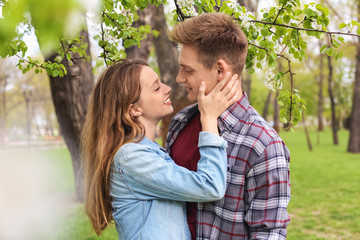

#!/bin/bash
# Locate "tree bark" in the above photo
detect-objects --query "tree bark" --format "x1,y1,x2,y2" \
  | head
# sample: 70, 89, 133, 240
273, 91, 280, 133
318, 50, 324, 131
303, 113, 313, 151
238, 0, 257, 101
238, 0, 258, 14
45, 29, 94, 201
151, 4, 191, 145
327, 55, 339, 145
347, 6, 360, 152
242, 73, 251, 101
262, 90, 272, 121
125, 6, 153, 61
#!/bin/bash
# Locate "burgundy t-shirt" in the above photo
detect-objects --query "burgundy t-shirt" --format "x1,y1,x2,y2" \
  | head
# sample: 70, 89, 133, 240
170, 112, 201, 240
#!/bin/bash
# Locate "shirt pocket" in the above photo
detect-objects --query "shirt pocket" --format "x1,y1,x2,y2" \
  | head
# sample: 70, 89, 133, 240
224, 165, 246, 211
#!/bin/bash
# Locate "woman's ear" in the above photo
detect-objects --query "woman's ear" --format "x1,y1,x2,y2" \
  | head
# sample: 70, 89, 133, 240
216, 59, 231, 81
129, 104, 142, 117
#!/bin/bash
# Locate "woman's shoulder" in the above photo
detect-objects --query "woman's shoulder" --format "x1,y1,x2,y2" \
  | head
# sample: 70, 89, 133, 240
114, 138, 159, 162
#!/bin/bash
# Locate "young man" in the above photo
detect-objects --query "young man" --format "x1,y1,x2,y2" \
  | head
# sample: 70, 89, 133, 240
166, 12, 291, 239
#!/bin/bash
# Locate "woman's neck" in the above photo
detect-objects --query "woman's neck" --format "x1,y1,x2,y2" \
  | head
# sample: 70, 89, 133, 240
139, 118, 159, 142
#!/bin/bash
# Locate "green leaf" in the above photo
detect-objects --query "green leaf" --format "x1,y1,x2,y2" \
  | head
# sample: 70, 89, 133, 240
248, 68, 255, 74
303, 19, 312, 29
294, 9, 302, 16
66, 52, 71, 61
338, 37, 345, 43
339, 23, 347, 29
275, 26, 286, 36
261, 28, 269, 37
270, 51, 277, 61
320, 44, 327, 53
325, 47, 334, 56
283, 15, 290, 24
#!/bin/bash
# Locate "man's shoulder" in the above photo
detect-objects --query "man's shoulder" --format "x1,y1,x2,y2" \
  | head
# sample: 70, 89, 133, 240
228, 105, 284, 153
236, 105, 279, 139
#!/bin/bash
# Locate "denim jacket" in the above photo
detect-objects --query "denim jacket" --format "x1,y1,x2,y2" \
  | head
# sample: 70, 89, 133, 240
110, 131, 228, 240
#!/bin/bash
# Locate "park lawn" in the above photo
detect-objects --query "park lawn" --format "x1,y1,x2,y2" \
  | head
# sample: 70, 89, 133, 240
280, 129, 360, 240
1, 128, 359, 239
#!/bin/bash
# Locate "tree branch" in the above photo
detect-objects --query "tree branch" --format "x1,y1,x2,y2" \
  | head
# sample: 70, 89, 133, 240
273, 4, 286, 24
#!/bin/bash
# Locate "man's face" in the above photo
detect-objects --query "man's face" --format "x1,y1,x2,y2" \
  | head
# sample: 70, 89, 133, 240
177, 45, 218, 102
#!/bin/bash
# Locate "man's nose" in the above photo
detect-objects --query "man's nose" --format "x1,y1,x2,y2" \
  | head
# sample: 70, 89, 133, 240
176, 71, 185, 83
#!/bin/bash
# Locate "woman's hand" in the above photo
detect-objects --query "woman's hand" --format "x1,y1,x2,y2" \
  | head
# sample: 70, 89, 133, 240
197, 73, 240, 135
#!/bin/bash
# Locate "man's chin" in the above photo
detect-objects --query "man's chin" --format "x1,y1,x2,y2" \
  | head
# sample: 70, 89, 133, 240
187, 95, 197, 103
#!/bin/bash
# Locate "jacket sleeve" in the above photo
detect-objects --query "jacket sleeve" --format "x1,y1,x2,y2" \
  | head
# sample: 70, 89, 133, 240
114, 131, 228, 202
244, 137, 291, 240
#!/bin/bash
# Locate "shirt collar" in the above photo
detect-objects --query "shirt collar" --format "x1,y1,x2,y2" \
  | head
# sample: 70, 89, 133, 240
218, 92, 250, 133
171, 92, 250, 133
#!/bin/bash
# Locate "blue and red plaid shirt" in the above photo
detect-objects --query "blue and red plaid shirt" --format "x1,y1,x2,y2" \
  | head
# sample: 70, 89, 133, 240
166, 94, 291, 240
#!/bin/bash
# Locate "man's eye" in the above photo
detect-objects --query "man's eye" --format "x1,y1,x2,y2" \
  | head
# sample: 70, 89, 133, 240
155, 87, 160, 91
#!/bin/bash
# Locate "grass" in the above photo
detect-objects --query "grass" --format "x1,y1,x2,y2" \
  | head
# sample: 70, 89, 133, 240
1, 128, 359, 239
280, 129, 360, 240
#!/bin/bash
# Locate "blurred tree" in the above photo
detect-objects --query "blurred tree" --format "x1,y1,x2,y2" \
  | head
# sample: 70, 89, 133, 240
327, 54, 339, 145
318, 43, 325, 131
150, 4, 191, 143
45, 28, 94, 201
348, 2, 360, 153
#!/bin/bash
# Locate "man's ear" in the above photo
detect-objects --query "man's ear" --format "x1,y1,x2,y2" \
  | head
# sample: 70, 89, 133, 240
129, 104, 142, 117
216, 59, 231, 81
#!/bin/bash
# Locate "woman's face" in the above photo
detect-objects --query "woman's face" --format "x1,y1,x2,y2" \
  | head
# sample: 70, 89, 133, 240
135, 66, 173, 123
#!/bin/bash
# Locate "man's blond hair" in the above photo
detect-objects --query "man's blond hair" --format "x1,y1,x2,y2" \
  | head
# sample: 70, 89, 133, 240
168, 12, 248, 75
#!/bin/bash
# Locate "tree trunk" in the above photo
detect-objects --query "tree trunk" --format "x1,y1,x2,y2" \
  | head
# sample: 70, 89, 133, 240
151, 4, 191, 145
125, 6, 153, 61
238, 0, 258, 14
348, 7, 360, 152
242, 73, 251, 101
238, 0, 256, 101
45, 29, 94, 201
327, 55, 339, 145
318, 49, 324, 131
262, 90, 272, 121
274, 91, 280, 133
303, 113, 313, 151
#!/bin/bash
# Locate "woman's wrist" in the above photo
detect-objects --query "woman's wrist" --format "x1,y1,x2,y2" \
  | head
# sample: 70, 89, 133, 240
200, 115, 219, 135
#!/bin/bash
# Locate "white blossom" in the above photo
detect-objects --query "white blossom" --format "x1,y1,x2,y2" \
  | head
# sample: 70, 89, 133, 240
238, 10, 253, 31
274, 43, 283, 54
178, 0, 197, 16
264, 67, 276, 91
264, 67, 283, 91
227, 0, 237, 10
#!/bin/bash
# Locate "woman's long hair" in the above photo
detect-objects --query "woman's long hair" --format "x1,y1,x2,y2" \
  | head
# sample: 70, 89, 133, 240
81, 59, 147, 235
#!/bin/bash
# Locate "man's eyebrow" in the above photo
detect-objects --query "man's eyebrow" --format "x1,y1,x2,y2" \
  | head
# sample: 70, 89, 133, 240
180, 64, 193, 70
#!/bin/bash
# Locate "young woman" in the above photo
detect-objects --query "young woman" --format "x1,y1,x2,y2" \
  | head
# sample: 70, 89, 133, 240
81, 59, 239, 239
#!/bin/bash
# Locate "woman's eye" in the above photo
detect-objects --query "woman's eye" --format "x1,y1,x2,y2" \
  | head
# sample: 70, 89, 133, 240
155, 86, 160, 91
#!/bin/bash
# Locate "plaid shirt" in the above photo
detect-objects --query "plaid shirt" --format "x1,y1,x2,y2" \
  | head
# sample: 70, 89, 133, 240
165, 95, 291, 240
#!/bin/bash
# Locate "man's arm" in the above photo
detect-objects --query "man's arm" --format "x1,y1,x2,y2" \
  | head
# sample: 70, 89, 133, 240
244, 137, 291, 240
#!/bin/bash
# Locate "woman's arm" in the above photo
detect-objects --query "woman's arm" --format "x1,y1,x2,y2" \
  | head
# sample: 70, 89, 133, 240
114, 131, 227, 202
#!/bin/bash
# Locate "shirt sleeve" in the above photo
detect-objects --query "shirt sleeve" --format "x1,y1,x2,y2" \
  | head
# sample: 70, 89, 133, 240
115, 131, 228, 202
244, 137, 291, 240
